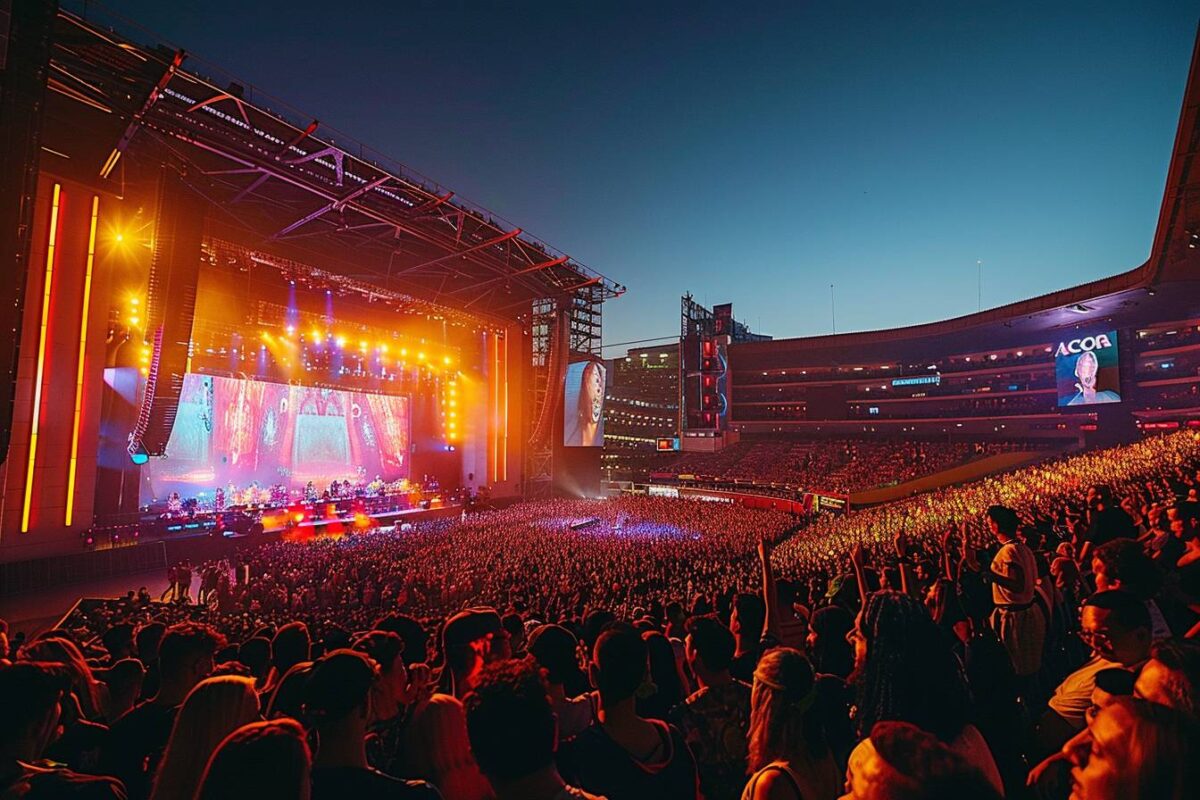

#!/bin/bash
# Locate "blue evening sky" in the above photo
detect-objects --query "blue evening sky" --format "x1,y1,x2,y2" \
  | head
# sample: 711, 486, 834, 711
96, 1, 1197, 350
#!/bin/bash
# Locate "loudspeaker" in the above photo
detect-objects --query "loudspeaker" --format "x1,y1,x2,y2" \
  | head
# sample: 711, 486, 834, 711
137, 169, 205, 455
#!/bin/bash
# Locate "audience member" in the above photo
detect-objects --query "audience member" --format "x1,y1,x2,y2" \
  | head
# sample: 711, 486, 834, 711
149, 675, 260, 800
670, 614, 751, 800
743, 647, 839, 800
559, 626, 698, 799
399, 693, 493, 800
304, 649, 440, 799
196, 718, 312, 800
0, 661, 125, 799
842, 721, 1002, 800
100, 622, 224, 800
465, 659, 604, 800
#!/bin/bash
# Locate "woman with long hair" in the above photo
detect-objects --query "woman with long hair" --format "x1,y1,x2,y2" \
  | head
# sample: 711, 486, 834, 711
150, 675, 261, 800
742, 647, 839, 800
849, 590, 1002, 795
197, 718, 312, 800
19, 635, 106, 721
638, 631, 685, 721
399, 693, 493, 800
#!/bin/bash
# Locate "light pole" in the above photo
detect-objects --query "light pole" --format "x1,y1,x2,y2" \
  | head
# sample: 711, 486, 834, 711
831, 283, 837, 334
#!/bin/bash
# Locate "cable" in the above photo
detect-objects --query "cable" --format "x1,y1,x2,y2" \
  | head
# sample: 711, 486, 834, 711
600, 334, 677, 351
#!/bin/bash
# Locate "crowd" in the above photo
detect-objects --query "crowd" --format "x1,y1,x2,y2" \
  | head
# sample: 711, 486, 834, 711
665, 438, 1024, 494
3, 431, 1200, 798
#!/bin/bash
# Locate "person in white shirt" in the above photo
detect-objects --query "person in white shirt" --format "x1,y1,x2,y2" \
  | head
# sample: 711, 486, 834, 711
985, 505, 1045, 678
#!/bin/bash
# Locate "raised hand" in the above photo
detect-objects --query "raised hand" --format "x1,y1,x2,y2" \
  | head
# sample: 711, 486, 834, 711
757, 536, 773, 562
850, 542, 866, 570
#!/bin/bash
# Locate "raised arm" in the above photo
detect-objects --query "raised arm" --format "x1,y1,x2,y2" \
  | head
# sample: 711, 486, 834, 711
850, 541, 870, 611
894, 529, 916, 599
940, 524, 956, 582
758, 537, 783, 643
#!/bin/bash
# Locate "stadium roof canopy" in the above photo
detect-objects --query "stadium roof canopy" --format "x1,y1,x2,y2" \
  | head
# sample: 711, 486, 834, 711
41, 6, 624, 323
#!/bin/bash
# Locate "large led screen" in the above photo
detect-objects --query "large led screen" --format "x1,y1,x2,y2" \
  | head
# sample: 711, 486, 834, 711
143, 374, 409, 501
563, 360, 606, 447
1056, 330, 1121, 407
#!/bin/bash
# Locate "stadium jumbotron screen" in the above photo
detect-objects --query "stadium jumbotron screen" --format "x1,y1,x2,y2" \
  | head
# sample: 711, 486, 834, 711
563, 360, 606, 447
1055, 330, 1121, 407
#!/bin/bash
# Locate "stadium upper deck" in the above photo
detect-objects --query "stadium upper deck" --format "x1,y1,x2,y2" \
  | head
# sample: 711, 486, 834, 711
727, 25, 1200, 441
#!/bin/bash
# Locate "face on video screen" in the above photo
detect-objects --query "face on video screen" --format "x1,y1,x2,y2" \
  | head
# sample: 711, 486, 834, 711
563, 360, 606, 447
1056, 331, 1121, 407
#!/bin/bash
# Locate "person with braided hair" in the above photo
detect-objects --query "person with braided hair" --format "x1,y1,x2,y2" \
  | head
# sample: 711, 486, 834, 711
848, 591, 1003, 796
742, 647, 839, 800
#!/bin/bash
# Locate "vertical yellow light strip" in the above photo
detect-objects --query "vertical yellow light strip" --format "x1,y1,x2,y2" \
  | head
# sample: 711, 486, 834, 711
65, 195, 100, 527
22, 183, 62, 533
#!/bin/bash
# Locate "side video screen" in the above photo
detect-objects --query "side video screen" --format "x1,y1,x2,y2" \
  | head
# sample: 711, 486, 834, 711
1056, 331, 1121, 407
563, 360, 606, 447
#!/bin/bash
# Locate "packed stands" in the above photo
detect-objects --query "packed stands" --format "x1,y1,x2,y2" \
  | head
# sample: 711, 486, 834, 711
663, 437, 1042, 493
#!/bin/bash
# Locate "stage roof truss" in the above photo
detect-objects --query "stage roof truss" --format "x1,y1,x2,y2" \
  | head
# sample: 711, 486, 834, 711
50, 7, 622, 321
50, 7, 624, 319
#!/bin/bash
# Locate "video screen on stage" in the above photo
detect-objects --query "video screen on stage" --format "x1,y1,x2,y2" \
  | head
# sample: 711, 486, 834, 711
563, 360, 606, 447
1056, 330, 1121, 407
142, 374, 410, 502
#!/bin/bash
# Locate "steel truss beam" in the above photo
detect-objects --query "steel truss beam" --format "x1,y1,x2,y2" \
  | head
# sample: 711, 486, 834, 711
100, 48, 185, 179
